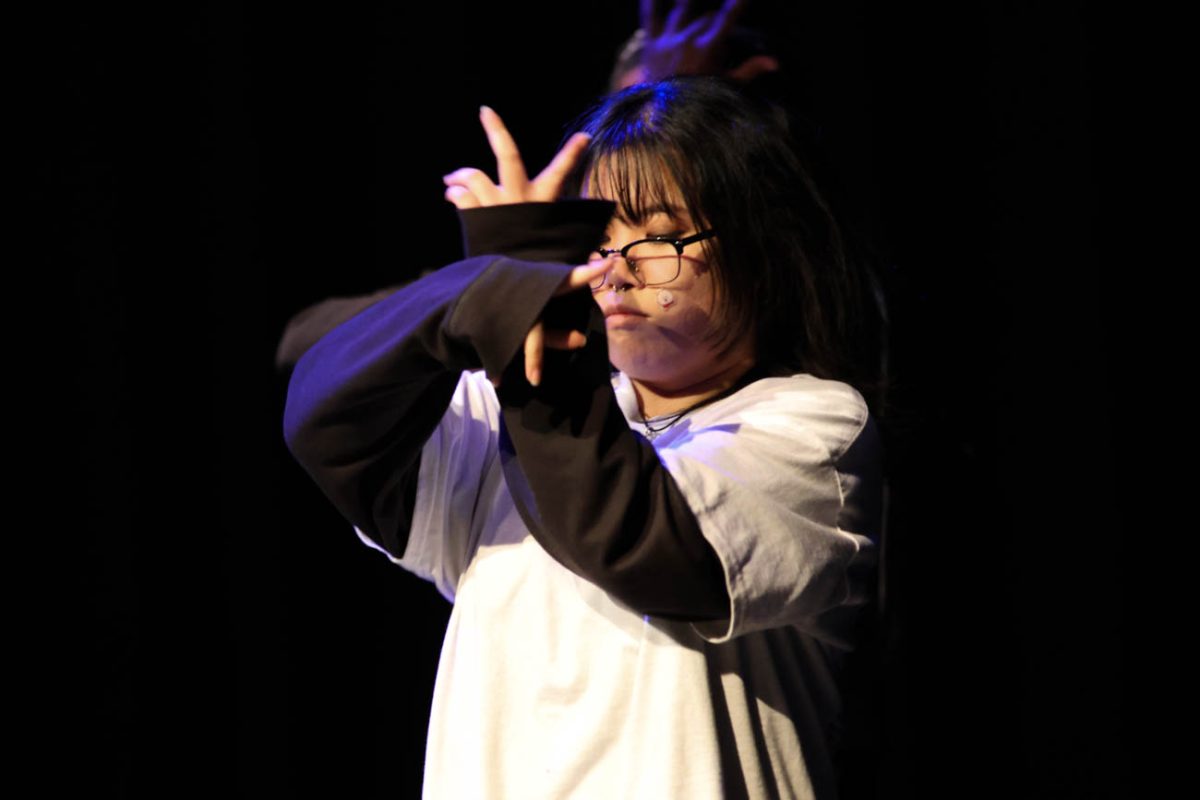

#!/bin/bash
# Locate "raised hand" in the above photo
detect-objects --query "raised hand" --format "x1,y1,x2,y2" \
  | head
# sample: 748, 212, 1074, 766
613, 0, 779, 89
521, 259, 613, 387
443, 106, 591, 210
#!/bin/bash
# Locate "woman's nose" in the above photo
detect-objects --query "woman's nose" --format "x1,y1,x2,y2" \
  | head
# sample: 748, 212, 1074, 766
599, 254, 642, 291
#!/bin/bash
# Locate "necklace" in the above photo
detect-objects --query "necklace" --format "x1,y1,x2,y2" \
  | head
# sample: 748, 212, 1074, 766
638, 364, 771, 441
642, 408, 691, 440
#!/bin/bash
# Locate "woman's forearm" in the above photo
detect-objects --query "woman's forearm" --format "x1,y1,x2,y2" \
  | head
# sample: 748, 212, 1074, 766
283, 255, 571, 559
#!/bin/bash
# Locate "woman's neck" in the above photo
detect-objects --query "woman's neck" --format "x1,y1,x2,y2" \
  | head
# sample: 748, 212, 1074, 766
630, 354, 758, 420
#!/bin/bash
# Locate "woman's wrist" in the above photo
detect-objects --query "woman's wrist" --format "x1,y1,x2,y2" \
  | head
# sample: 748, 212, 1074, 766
457, 200, 614, 263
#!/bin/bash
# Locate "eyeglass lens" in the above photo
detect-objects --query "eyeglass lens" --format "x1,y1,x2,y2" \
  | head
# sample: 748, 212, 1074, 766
588, 240, 682, 290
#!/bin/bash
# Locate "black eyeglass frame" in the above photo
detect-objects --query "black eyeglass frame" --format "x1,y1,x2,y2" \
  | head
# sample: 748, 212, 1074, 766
589, 229, 718, 290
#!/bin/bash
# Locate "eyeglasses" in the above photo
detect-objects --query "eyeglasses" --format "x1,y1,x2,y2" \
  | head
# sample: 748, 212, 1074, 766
588, 230, 717, 291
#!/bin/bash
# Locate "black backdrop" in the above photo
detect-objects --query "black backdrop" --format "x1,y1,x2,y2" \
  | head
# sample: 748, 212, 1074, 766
60, 1, 1121, 797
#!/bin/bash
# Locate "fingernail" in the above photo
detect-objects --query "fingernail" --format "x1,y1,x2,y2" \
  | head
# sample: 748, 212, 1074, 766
480, 105, 493, 116
529, 367, 540, 387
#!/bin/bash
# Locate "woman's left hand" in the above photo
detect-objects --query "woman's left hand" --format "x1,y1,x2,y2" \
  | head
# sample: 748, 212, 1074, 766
442, 106, 591, 209
521, 258, 613, 387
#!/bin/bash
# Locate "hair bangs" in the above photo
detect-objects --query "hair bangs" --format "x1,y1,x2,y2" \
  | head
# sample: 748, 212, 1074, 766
583, 148, 699, 228
574, 95, 707, 230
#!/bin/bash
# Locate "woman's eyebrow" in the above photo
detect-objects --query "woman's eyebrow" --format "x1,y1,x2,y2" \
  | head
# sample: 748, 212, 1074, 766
647, 203, 688, 219
616, 204, 691, 226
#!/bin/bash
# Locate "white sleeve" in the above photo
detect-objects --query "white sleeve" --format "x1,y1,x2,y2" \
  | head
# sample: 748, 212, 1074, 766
652, 376, 883, 645
356, 370, 501, 602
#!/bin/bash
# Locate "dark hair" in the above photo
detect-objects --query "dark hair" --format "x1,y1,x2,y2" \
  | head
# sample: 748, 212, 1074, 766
563, 77, 882, 400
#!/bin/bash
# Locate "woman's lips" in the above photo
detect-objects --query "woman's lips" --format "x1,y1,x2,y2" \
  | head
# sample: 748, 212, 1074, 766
602, 306, 647, 327
602, 304, 645, 317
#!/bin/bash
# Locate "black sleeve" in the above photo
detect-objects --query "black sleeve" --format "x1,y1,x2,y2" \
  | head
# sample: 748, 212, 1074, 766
493, 325, 731, 623
273, 201, 616, 373
274, 286, 403, 373
283, 200, 614, 560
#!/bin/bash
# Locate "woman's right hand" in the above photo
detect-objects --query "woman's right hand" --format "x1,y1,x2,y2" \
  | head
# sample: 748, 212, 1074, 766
442, 106, 591, 210
443, 106, 609, 387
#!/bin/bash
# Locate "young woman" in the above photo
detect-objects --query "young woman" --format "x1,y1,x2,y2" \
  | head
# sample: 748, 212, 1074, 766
285, 77, 883, 799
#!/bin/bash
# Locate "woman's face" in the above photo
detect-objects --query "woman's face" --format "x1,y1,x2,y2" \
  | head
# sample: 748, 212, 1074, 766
585, 171, 752, 393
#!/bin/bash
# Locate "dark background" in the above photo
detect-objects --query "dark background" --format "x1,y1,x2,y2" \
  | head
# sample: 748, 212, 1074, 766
59, 1, 1121, 797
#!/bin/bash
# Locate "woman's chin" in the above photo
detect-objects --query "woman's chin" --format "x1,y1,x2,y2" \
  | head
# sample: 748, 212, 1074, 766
609, 347, 684, 388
